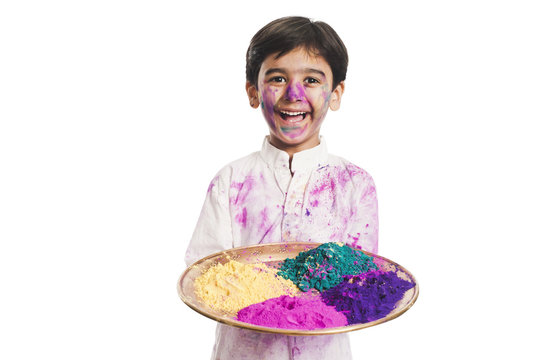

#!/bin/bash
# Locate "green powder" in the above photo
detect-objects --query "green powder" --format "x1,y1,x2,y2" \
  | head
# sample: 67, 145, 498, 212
277, 242, 378, 292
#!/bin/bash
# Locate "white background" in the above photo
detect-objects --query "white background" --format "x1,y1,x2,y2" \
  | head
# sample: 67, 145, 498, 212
1, 1, 540, 359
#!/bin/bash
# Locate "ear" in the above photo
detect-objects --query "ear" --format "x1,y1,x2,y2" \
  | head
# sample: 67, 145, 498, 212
329, 81, 345, 111
246, 82, 260, 109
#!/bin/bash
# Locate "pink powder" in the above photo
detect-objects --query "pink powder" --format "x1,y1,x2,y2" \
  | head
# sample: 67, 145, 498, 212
236, 295, 347, 330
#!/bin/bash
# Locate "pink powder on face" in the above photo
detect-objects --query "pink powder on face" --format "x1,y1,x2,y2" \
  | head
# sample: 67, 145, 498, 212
285, 82, 308, 103
236, 295, 348, 330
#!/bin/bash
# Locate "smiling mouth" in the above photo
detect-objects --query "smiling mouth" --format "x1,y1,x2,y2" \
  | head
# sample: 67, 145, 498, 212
279, 110, 308, 122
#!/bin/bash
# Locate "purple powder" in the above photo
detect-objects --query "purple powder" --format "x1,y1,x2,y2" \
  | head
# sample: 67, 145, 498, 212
321, 271, 415, 324
236, 295, 348, 330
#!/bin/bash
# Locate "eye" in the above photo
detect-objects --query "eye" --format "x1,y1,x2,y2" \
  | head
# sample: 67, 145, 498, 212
305, 77, 320, 85
270, 76, 286, 83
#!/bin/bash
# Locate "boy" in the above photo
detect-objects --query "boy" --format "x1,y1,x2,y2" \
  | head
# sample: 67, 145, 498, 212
185, 16, 378, 359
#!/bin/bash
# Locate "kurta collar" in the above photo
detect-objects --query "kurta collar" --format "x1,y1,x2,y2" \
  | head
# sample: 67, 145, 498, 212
260, 136, 329, 173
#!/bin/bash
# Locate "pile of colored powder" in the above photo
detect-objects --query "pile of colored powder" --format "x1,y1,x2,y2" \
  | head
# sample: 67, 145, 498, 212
194, 260, 298, 314
277, 242, 378, 292
236, 295, 348, 330
321, 270, 415, 324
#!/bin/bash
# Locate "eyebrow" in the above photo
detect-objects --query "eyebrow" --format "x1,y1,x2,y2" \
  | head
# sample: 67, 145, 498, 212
305, 68, 327, 78
264, 67, 327, 79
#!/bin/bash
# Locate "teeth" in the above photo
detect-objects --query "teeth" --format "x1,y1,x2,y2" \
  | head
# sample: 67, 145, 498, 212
281, 111, 306, 116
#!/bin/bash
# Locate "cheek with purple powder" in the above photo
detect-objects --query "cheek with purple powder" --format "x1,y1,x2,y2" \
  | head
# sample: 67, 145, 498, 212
259, 87, 277, 130
311, 88, 331, 126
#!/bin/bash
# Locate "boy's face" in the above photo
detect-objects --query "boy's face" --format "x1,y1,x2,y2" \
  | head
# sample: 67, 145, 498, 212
246, 47, 344, 153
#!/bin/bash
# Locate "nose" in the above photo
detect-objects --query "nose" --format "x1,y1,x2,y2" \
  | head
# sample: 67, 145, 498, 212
285, 82, 305, 102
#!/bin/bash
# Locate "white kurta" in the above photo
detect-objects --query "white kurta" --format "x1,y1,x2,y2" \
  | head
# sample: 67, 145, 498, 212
185, 136, 378, 360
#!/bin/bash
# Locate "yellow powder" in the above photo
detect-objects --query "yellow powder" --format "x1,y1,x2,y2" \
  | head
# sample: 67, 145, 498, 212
194, 260, 298, 314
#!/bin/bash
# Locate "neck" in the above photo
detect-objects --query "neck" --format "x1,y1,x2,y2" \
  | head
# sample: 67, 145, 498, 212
269, 136, 320, 173
269, 136, 320, 161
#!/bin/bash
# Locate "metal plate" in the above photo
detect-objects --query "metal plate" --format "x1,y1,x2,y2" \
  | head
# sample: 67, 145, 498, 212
178, 242, 418, 336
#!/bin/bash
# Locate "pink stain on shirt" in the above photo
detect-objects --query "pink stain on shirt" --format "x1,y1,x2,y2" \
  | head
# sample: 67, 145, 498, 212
207, 176, 219, 193
361, 185, 376, 200
258, 207, 274, 242
235, 207, 248, 228
308, 176, 335, 207
348, 232, 361, 249
307, 164, 371, 213
231, 176, 258, 229
260, 207, 269, 227
308, 165, 357, 207
231, 175, 256, 206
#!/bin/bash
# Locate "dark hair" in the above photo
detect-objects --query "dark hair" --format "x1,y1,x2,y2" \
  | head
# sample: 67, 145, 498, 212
246, 16, 348, 90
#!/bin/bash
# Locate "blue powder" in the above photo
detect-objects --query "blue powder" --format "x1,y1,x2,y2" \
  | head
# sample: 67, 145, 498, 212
321, 270, 415, 324
277, 242, 378, 292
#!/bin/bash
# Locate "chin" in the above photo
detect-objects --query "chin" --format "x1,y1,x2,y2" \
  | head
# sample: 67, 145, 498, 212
275, 131, 319, 148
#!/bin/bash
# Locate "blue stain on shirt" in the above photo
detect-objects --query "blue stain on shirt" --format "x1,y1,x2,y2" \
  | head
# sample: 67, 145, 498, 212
317, 164, 329, 171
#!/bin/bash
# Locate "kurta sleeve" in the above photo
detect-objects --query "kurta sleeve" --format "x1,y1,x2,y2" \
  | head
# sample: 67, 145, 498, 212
184, 170, 234, 266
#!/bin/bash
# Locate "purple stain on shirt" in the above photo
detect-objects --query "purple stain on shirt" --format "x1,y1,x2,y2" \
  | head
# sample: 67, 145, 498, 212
348, 232, 361, 249
316, 164, 365, 193
308, 169, 346, 207
336, 169, 351, 189
230, 175, 258, 229
361, 185, 376, 201
308, 179, 333, 207
231, 175, 256, 206
235, 207, 248, 228
207, 176, 219, 193
260, 207, 269, 227
258, 207, 274, 242
305, 208, 311, 216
